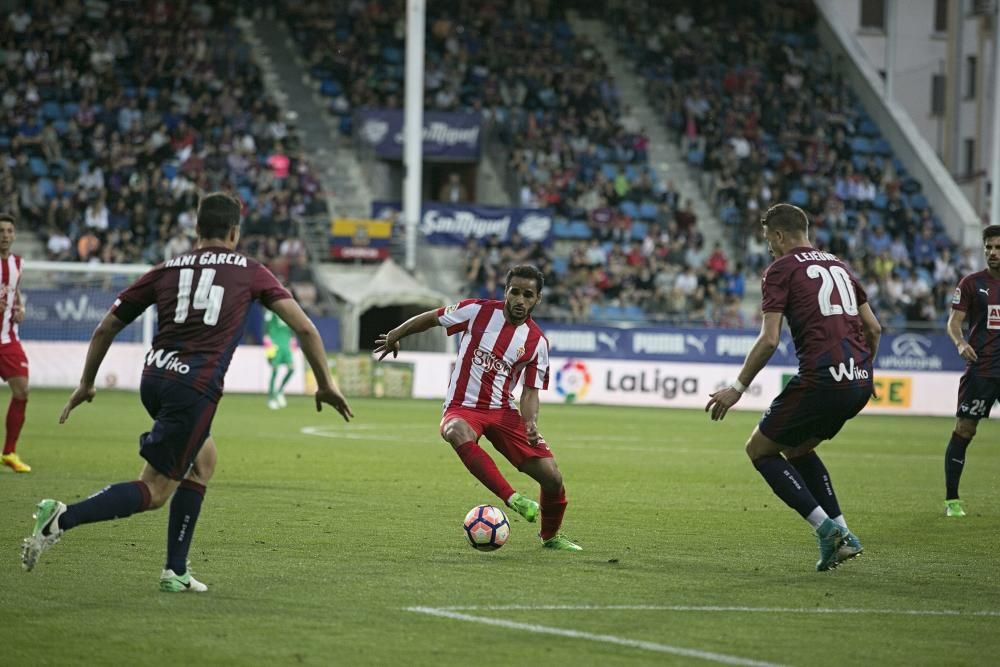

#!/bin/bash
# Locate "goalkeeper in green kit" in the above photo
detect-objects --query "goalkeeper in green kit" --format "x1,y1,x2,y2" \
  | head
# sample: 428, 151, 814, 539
264, 309, 297, 409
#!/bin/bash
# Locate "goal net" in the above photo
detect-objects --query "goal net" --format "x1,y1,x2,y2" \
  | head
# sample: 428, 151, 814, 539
21, 260, 155, 347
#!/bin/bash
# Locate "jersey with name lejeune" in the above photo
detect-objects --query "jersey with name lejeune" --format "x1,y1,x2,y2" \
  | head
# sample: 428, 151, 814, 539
437, 299, 549, 409
761, 247, 871, 386
112, 246, 291, 401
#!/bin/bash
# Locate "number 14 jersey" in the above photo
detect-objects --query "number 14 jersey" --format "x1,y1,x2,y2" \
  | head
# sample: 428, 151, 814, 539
761, 246, 871, 387
111, 246, 291, 401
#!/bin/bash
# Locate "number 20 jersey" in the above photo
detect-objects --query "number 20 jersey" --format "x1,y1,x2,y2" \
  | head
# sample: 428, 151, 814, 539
111, 246, 291, 401
761, 246, 871, 387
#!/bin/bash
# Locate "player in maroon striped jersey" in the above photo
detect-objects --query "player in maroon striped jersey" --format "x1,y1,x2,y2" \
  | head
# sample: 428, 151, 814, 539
942, 224, 1000, 517
21, 193, 353, 590
375, 264, 581, 551
705, 204, 882, 571
0, 212, 31, 473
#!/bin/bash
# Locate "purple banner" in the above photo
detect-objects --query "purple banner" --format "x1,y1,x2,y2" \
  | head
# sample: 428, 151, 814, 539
372, 201, 553, 246
357, 110, 481, 160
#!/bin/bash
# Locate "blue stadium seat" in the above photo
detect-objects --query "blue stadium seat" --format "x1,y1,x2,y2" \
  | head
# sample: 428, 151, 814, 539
866, 210, 884, 228
601, 163, 618, 180
567, 221, 592, 239
42, 101, 63, 121
552, 256, 569, 274
320, 79, 342, 97
639, 202, 659, 220
687, 149, 705, 166
873, 138, 892, 156
624, 164, 638, 182
338, 115, 352, 135
29, 157, 48, 178
53, 119, 68, 135
161, 163, 178, 181
622, 305, 647, 321
619, 201, 639, 219
552, 219, 574, 240
238, 186, 255, 209
859, 119, 879, 137
630, 222, 648, 240
850, 137, 872, 154
789, 188, 809, 207
382, 47, 403, 64
720, 206, 740, 225
909, 193, 929, 210
38, 177, 55, 200
872, 193, 888, 210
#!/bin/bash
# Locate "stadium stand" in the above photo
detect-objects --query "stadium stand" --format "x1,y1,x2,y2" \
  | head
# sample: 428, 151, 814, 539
1, 0, 325, 310
609, 0, 970, 329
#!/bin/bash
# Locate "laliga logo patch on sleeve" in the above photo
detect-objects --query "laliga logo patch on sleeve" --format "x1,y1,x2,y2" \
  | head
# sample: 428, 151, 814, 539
445, 303, 459, 315
952, 288, 961, 305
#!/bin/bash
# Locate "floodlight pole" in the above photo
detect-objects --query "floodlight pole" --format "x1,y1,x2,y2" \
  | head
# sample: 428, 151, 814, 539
884, 0, 896, 101
403, 0, 426, 272
991, 2, 1000, 224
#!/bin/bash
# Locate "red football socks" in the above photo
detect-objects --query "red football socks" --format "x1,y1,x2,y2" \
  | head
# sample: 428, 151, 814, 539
455, 441, 515, 501
3, 396, 26, 455
539, 486, 568, 540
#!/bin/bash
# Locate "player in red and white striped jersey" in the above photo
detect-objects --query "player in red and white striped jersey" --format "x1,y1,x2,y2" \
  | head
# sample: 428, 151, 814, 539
375, 265, 581, 551
0, 213, 31, 473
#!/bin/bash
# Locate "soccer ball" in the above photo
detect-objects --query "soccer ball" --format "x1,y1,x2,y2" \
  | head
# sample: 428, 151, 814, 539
463, 505, 510, 551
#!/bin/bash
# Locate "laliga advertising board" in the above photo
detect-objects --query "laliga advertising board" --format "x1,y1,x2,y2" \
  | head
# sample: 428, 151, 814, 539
543, 357, 960, 416
391, 351, 962, 418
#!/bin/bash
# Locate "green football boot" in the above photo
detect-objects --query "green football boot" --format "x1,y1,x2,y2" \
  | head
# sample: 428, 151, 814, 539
159, 568, 208, 593
836, 530, 864, 563
541, 534, 583, 551
506, 492, 539, 523
815, 518, 848, 572
21, 499, 67, 572
944, 499, 966, 517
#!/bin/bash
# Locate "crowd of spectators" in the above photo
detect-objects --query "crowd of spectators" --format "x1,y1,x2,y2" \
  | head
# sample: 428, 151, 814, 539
2, 0, 325, 303
285, 0, 741, 323
610, 0, 972, 328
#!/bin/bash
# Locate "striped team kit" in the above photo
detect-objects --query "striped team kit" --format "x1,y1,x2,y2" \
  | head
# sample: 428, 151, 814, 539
0, 254, 28, 380
436, 298, 552, 467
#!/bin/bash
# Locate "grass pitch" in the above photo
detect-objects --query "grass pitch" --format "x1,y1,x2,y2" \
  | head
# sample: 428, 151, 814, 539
2, 389, 998, 666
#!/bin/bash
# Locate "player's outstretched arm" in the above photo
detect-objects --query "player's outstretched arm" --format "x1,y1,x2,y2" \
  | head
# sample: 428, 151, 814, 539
60, 312, 128, 423
269, 298, 353, 421
858, 302, 882, 362
706, 312, 783, 421
947, 309, 978, 362
374, 309, 440, 361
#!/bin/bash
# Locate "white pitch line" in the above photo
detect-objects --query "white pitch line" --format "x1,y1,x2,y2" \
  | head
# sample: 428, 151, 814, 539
435, 604, 1000, 617
405, 606, 785, 667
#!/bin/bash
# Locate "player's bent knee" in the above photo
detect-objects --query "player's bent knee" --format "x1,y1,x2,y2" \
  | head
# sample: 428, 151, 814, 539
955, 421, 977, 440
543, 470, 563, 493
441, 419, 474, 447
146, 491, 171, 510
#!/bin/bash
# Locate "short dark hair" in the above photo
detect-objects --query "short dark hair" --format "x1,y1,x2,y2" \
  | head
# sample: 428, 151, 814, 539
761, 203, 809, 236
983, 225, 1000, 243
196, 192, 242, 240
505, 264, 544, 293
0, 212, 16, 227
